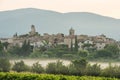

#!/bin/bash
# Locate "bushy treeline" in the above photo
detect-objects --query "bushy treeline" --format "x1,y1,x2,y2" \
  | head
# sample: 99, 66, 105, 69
0, 58, 120, 78
0, 40, 120, 61
0, 73, 118, 80
8, 40, 32, 57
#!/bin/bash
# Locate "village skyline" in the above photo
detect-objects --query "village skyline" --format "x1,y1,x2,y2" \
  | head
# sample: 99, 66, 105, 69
0, 25, 119, 52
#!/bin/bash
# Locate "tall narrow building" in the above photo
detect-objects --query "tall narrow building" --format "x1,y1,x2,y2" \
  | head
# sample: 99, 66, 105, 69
31, 25, 36, 34
29, 25, 36, 35
69, 27, 75, 36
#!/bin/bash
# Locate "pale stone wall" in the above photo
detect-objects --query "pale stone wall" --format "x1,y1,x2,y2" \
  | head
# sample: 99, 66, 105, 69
84, 40, 93, 44
64, 38, 75, 48
95, 42, 106, 50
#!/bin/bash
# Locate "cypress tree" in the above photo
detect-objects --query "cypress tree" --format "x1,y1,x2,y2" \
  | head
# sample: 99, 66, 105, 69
70, 38, 73, 51
74, 35, 78, 52
0, 41, 3, 51
21, 40, 32, 56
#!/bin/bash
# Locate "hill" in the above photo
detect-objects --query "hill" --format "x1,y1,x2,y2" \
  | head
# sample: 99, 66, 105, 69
0, 8, 120, 40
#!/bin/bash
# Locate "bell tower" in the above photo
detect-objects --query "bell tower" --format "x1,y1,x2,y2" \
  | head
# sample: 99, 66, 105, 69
29, 25, 36, 35
31, 25, 36, 34
69, 27, 75, 36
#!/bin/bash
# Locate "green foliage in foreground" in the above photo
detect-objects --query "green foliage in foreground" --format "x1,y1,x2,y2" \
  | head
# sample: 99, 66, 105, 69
0, 58, 11, 72
0, 72, 118, 80
12, 60, 30, 72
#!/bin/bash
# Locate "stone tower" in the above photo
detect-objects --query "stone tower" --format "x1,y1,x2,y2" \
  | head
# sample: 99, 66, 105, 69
31, 25, 36, 33
69, 27, 75, 36
29, 25, 36, 35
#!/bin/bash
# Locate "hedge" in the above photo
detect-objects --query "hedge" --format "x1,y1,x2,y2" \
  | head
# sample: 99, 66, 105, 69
0, 72, 118, 80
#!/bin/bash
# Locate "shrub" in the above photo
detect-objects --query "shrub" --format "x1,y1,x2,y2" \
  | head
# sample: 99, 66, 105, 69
31, 62, 44, 73
78, 50, 88, 58
68, 63, 78, 75
55, 60, 69, 75
46, 60, 69, 75
12, 60, 30, 72
101, 64, 120, 78
71, 59, 88, 75
46, 62, 56, 74
95, 49, 112, 58
86, 64, 101, 76
62, 54, 74, 60
0, 73, 118, 80
29, 51, 42, 58
0, 58, 11, 72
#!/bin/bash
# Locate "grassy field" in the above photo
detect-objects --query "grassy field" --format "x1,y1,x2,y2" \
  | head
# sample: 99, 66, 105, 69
0, 72, 119, 80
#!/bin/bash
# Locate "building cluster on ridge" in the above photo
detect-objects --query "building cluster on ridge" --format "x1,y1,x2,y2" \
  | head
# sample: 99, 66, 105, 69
0, 25, 118, 51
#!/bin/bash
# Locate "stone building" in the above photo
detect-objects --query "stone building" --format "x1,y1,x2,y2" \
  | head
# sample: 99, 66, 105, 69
29, 25, 38, 36
95, 41, 106, 50
69, 27, 75, 36
1, 25, 118, 51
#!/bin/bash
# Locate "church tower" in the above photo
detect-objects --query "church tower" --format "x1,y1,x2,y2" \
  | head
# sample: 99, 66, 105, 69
69, 27, 75, 36
29, 25, 36, 35
31, 25, 36, 34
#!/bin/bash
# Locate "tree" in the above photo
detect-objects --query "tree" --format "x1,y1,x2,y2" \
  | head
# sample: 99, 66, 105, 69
86, 64, 101, 76
72, 59, 88, 69
0, 58, 11, 72
102, 64, 120, 78
72, 59, 88, 75
104, 44, 120, 58
0, 41, 3, 51
78, 50, 88, 58
43, 44, 69, 58
55, 60, 69, 74
8, 45, 21, 56
2, 42, 9, 50
0, 41, 9, 57
74, 36, 78, 52
44, 51, 54, 58
46, 62, 56, 74
68, 63, 78, 75
20, 40, 32, 56
29, 49, 42, 58
70, 39, 73, 51
82, 43, 95, 52
46, 60, 69, 75
31, 62, 44, 73
95, 49, 112, 58
12, 60, 30, 72
8, 40, 32, 57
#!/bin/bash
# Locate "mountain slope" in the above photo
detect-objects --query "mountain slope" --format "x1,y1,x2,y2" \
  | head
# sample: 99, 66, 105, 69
0, 8, 120, 40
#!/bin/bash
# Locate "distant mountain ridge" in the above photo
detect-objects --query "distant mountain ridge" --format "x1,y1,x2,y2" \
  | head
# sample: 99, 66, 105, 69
0, 8, 120, 40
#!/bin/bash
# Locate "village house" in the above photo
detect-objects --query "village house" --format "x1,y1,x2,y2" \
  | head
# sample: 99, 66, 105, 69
0, 25, 118, 51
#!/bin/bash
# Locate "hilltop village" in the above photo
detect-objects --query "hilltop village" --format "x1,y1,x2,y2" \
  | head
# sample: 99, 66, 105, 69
0, 25, 119, 51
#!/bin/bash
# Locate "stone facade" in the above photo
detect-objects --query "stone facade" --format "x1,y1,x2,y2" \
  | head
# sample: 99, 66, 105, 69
0, 25, 118, 51
69, 27, 75, 36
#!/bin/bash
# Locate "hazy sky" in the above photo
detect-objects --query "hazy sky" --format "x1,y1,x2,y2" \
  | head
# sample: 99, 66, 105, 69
0, 0, 120, 18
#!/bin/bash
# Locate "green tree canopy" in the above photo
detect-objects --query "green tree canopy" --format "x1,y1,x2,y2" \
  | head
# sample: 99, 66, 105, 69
74, 36, 78, 52
104, 44, 120, 58
0, 58, 11, 72
78, 50, 89, 58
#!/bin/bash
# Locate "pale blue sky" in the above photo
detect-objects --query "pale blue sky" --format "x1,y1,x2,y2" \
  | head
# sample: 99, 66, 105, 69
0, 0, 120, 18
